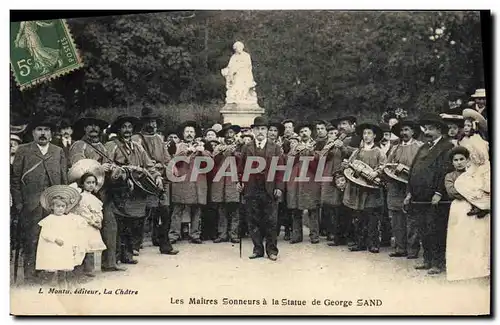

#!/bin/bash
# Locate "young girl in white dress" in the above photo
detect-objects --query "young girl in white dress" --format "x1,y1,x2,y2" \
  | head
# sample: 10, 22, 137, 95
71, 172, 107, 277
36, 185, 88, 287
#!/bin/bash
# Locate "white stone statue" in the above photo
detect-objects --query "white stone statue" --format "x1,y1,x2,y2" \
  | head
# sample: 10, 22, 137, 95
221, 41, 258, 105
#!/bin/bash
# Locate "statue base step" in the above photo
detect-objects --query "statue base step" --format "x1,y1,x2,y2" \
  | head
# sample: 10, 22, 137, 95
220, 103, 265, 127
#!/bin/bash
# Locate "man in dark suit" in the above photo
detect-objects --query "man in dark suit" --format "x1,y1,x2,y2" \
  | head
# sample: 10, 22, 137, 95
238, 117, 284, 261
11, 115, 68, 282
404, 113, 454, 275
51, 119, 73, 168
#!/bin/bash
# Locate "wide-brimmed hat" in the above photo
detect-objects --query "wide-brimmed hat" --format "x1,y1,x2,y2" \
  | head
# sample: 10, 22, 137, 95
73, 113, 109, 133
140, 104, 162, 122
251, 116, 268, 128
10, 134, 22, 143
326, 123, 336, 131
40, 185, 81, 214
178, 120, 202, 138
211, 123, 223, 133
294, 122, 314, 134
26, 114, 56, 133
463, 108, 488, 131
68, 159, 106, 192
418, 113, 449, 132
217, 123, 241, 137
335, 115, 357, 125
440, 108, 464, 127
57, 118, 73, 130
11, 124, 27, 135
268, 120, 284, 136
391, 120, 421, 138
108, 115, 142, 134
356, 121, 383, 141
471, 88, 486, 98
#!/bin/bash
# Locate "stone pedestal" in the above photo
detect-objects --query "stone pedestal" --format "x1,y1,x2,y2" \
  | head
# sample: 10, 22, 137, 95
220, 102, 265, 127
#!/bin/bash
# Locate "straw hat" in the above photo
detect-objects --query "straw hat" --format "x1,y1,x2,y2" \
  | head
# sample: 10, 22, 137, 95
463, 108, 488, 132
68, 159, 106, 191
40, 185, 81, 213
470, 88, 486, 98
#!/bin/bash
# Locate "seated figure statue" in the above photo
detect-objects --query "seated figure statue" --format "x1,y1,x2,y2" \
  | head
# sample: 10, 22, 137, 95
221, 41, 258, 105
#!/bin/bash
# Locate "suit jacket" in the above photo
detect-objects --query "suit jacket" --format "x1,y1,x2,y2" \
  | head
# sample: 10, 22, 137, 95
407, 137, 454, 202
239, 140, 285, 199
52, 137, 72, 168
11, 142, 68, 213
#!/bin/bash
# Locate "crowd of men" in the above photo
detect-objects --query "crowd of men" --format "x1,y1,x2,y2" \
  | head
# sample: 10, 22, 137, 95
10, 88, 488, 283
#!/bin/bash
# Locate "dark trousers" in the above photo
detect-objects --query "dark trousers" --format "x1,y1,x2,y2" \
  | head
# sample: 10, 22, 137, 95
155, 205, 174, 253
353, 207, 381, 249
291, 208, 319, 242
202, 203, 218, 240
319, 207, 331, 236
325, 204, 352, 244
276, 202, 291, 236
406, 209, 421, 257
380, 190, 392, 244
116, 215, 145, 262
390, 209, 407, 254
217, 202, 240, 240
411, 204, 450, 269
101, 202, 118, 268
169, 204, 202, 241
245, 189, 279, 257
82, 253, 95, 273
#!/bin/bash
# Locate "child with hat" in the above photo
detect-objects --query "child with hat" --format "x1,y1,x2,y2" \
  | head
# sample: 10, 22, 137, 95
36, 185, 89, 287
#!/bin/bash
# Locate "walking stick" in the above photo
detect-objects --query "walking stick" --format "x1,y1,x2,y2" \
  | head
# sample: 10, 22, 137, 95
239, 188, 242, 259
13, 213, 22, 283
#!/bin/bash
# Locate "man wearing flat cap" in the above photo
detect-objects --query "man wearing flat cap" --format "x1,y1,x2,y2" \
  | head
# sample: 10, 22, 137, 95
404, 113, 454, 275
384, 120, 423, 258
11, 114, 68, 282
132, 106, 179, 256
105, 115, 163, 265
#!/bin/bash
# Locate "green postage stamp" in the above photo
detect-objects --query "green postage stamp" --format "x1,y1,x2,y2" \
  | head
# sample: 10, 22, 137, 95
10, 19, 84, 90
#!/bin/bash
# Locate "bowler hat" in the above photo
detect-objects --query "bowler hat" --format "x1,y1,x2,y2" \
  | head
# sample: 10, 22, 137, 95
217, 123, 241, 137
108, 115, 142, 134
418, 113, 449, 132
251, 116, 268, 128
391, 120, 421, 138
356, 121, 383, 141
379, 122, 391, 133
26, 114, 56, 133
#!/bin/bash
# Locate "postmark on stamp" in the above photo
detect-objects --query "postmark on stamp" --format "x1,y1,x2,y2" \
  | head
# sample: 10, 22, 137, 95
10, 19, 84, 90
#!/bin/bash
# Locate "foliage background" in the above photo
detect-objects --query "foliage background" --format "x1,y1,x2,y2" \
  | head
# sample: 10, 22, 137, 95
10, 10, 485, 131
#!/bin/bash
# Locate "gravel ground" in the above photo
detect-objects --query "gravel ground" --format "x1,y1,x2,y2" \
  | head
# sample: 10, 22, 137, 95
10, 229, 490, 316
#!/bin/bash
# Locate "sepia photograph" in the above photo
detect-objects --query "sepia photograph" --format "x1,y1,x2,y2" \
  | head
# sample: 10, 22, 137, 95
8, 9, 491, 316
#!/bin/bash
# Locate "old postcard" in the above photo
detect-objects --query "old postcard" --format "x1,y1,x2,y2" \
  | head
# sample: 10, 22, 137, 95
9, 10, 491, 316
